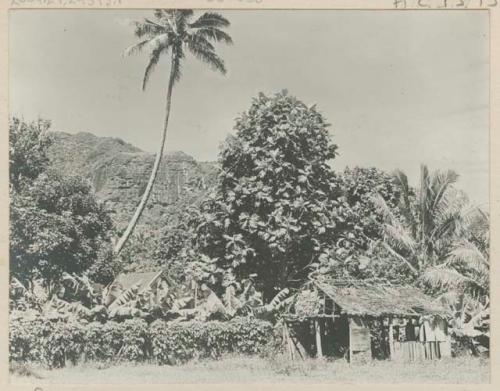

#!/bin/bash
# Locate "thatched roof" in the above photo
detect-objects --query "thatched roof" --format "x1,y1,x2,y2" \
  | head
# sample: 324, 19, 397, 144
114, 270, 165, 293
314, 280, 449, 317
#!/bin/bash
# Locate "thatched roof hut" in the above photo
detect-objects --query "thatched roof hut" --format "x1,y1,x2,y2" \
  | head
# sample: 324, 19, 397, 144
284, 279, 451, 363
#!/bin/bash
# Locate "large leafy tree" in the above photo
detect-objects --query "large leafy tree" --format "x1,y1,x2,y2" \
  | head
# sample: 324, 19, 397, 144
191, 91, 357, 300
9, 117, 52, 191
114, 9, 233, 255
9, 118, 112, 294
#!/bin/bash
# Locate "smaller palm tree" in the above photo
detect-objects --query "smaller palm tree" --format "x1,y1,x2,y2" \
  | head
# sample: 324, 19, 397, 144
421, 208, 489, 295
372, 166, 490, 349
371, 165, 469, 275
114, 9, 233, 255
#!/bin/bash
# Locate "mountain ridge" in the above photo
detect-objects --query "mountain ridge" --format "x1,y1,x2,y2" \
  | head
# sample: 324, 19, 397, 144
47, 131, 218, 231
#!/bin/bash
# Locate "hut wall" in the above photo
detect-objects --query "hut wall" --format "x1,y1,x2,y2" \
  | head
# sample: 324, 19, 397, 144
348, 316, 372, 364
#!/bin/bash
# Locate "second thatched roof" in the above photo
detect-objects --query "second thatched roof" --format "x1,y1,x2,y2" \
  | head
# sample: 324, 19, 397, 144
313, 279, 449, 317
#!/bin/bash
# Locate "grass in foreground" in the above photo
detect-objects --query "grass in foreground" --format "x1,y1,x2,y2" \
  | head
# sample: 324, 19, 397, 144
11, 354, 489, 384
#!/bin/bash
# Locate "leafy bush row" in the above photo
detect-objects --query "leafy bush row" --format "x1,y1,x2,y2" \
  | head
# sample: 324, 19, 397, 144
149, 317, 273, 365
9, 317, 273, 368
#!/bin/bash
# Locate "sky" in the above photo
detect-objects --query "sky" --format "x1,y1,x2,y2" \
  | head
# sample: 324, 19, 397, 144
9, 9, 489, 206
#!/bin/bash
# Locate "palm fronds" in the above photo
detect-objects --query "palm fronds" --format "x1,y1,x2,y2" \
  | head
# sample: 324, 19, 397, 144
448, 241, 489, 272
187, 42, 227, 74
420, 266, 472, 290
189, 12, 230, 28
142, 45, 168, 90
124, 9, 231, 92
195, 27, 233, 44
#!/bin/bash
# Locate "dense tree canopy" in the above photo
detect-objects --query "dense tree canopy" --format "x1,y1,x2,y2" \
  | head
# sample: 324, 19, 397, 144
321, 167, 404, 280
9, 118, 113, 291
190, 91, 360, 300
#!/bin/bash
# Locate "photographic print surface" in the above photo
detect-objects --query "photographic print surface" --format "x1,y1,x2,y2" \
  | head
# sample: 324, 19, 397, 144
8, 8, 490, 384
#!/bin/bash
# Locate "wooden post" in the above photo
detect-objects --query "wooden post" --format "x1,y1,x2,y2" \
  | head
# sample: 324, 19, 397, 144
388, 317, 394, 360
284, 322, 295, 361
290, 334, 307, 360
288, 331, 296, 361
348, 317, 352, 363
315, 319, 323, 358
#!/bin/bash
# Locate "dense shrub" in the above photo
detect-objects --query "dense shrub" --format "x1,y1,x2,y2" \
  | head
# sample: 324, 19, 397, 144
150, 321, 202, 364
9, 316, 274, 368
149, 317, 273, 365
120, 319, 151, 362
82, 319, 148, 363
43, 320, 86, 368
230, 317, 273, 354
9, 318, 85, 368
9, 317, 45, 363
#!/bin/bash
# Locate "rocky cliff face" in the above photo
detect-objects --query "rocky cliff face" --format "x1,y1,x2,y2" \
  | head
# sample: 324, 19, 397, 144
47, 131, 218, 231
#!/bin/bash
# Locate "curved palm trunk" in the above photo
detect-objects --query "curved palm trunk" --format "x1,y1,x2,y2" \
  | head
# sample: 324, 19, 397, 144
113, 56, 177, 255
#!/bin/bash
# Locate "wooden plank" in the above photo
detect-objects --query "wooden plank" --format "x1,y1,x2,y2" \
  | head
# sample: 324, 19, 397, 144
315, 319, 323, 358
350, 327, 371, 351
348, 318, 352, 363
348, 317, 372, 364
440, 339, 452, 358
418, 342, 424, 361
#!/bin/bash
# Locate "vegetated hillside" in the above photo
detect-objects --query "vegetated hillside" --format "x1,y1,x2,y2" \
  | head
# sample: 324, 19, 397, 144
47, 131, 219, 232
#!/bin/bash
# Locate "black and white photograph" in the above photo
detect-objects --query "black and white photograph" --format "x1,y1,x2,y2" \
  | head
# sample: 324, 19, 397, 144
6, 3, 492, 384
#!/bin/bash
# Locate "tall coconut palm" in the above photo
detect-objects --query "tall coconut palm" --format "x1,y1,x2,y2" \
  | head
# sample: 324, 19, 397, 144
114, 9, 232, 255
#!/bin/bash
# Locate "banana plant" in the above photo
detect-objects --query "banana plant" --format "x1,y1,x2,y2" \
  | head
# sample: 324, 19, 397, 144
439, 291, 489, 355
